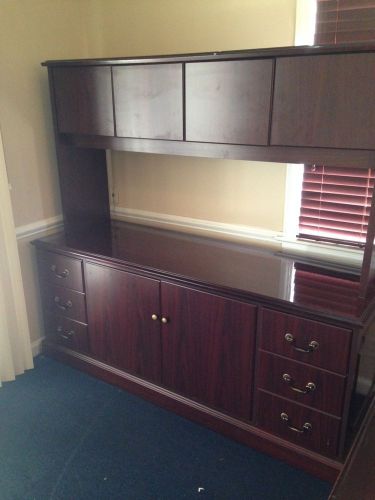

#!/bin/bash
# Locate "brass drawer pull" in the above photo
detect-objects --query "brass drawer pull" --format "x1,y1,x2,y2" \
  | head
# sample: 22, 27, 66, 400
50, 264, 70, 279
151, 314, 159, 321
284, 333, 319, 353
280, 412, 312, 434
56, 325, 74, 340
54, 296, 73, 311
282, 373, 316, 394
161, 317, 169, 324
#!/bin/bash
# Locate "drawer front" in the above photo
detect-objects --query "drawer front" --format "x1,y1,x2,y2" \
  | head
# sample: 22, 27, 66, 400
256, 391, 341, 457
257, 351, 346, 416
37, 250, 84, 291
259, 308, 352, 374
44, 314, 89, 352
42, 283, 86, 323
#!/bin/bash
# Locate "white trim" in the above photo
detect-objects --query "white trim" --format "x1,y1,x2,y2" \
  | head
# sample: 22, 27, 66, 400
31, 336, 45, 357
112, 207, 364, 266
279, 237, 364, 267
111, 207, 282, 244
295, 0, 317, 46
15, 215, 63, 240
283, 164, 304, 239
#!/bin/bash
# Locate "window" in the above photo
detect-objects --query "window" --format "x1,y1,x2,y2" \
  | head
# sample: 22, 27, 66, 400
298, 166, 375, 247
297, 0, 375, 248
315, 0, 375, 44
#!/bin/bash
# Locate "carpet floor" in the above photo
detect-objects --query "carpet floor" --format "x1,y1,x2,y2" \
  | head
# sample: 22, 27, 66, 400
0, 356, 331, 500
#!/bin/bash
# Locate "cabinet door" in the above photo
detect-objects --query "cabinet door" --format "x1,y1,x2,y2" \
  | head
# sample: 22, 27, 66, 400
161, 283, 257, 420
271, 53, 375, 149
113, 64, 183, 140
85, 263, 161, 383
186, 59, 273, 145
52, 66, 114, 136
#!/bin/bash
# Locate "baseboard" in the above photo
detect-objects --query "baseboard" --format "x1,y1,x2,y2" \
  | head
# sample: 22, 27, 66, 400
111, 207, 281, 245
31, 336, 45, 357
16, 215, 63, 240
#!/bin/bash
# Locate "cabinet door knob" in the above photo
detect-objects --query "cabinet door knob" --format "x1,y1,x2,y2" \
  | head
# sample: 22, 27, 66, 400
151, 314, 159, 321
161, 317, 169, 324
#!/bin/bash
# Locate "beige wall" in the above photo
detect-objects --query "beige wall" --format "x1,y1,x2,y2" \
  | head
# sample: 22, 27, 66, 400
0, 0, 92, 343
0, 0, 297, 345
112, 154, 287, 231
93, 0, 297, 56
99, 0, 297, 232
0, 0, 92, 228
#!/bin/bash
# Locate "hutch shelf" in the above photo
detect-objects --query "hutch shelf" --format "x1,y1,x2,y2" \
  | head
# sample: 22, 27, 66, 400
33, 43, 375, 482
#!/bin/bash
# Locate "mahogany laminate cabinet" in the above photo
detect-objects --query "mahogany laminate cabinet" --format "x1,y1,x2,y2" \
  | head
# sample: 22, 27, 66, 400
113, 63, 183, 140
37, 44, 375, 482
85, 263, 162, 384
52, 66, 114, 136
185, 59, 273, 145
84, 262, 256, 419
37, 250, 89, 353
271, 53, 375, 149
33, 223, 375, 482
160, 283, 256, 419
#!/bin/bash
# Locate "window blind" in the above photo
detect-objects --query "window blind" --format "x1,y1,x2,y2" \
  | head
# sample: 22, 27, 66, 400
298, 0, 375, 247
315, 0, 375, 44
299, 166, 375, 246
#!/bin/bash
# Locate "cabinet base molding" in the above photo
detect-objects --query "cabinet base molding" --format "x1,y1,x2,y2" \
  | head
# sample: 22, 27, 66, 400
43, 341, 342, 483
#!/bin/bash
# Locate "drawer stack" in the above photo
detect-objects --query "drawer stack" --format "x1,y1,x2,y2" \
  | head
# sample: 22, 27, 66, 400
255, 308, 352, 457
37, 250, 89, 353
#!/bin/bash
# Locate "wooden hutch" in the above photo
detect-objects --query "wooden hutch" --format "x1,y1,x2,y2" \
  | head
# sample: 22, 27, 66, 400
33, 44, 375, 482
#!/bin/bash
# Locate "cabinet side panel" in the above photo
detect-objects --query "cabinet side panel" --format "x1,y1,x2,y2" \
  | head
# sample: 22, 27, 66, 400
56, 146, 110, 235
47, 69, 111, 236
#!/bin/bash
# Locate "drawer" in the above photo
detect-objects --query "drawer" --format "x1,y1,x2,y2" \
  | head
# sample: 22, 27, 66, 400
256, 391, 341, 457
37, 250, 84, 291
257, 351, 346, 416
42, 283, 86, 323
259, 308, 352, 374
44, 314, 89, 352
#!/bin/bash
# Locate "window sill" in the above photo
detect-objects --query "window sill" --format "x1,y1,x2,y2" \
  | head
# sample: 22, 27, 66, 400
277, 236, 363, 269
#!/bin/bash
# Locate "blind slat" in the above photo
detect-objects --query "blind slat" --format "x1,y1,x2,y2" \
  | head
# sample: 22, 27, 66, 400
300, 200, 371, 215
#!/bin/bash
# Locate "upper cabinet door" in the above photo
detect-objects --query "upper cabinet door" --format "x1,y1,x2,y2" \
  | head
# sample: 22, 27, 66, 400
185, 59, 273, 145
52, 66, 114, 136
113, 63, 183, 140
271, 54, 375, 150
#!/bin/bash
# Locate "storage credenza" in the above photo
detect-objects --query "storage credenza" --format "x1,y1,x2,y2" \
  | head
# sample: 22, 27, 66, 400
33, 44, 375, 481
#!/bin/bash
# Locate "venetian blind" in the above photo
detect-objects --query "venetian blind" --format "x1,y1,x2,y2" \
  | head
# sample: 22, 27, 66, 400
315, 0, 375, 44
298, 0, 375, 246
299, 166, 374, 246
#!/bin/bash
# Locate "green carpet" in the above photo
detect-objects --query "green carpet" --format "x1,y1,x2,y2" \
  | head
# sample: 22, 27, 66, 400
0, 356, 331, 499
